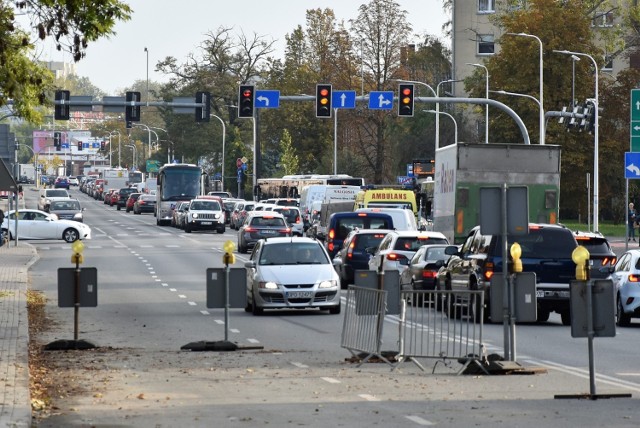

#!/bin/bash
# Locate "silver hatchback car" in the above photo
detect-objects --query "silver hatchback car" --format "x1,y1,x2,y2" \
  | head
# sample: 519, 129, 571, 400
244, 237, 341, 315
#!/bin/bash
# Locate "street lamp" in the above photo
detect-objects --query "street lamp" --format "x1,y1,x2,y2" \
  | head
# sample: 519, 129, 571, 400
436, 79, 462, 150
109, 130, 121, 168
144, 47, 149, 107
505, 33, 544, 145
489, 89, 543, 136
211, 114, 226, 191
466, 63, 489, 144
553, 49, 599, 232
571, 55, 580, 107
125, 144, 137, 169
424, 109, 457, 145
132, 123, 156, 158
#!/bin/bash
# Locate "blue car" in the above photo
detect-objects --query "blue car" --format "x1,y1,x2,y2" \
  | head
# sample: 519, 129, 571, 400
333, 228, 393, 287
54, 177, 70, 189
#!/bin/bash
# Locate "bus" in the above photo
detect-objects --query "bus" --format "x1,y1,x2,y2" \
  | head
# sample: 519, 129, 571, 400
129, 171, 144, 185
155, 163, 208, 226
255, 174, 364, 201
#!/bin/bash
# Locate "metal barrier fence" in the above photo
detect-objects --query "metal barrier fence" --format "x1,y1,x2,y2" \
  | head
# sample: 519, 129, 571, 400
395, 290, 486, 374
340, 285, 390, 366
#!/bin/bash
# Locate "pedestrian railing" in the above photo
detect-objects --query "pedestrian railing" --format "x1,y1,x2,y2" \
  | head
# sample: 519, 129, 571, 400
394, 290, 487, 374
340, 285, 391, 366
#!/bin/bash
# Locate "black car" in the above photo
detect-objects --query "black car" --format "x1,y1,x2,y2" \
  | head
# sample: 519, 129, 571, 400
116, 187, 137, 211
133, 194, 156, 214
438, 224, 578, 325
573, 230, 617, 279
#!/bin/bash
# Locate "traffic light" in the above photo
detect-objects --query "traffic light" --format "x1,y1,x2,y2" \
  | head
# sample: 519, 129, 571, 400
100, 141, 106, 151
77, 141, 83, 151
125, 91, 141, 123
53, 131, 61, 150
316, 84, 332, 118
195, 91, 211, 122
54, 90, 70, 120
238, 85, 255, 118
398, 84, 414, 117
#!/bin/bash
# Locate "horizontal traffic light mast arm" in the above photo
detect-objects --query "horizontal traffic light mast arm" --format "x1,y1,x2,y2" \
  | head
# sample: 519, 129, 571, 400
53, 99, 207, 109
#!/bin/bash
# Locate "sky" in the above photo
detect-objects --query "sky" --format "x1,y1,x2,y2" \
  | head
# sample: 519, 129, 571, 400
36, 0, 449, 95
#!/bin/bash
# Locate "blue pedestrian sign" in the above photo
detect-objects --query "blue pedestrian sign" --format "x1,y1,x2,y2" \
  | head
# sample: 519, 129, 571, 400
625, 152, 640, 179
255, 90, 280, 108
368, 91, 394, 110
332, 91, 356, 109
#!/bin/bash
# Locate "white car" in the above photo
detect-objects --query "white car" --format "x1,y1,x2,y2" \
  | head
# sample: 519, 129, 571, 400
272, 206, 304, 236
368, 230, 449, 275
1, 209, 91, 243
608, 249, 640, 326
244, 237, 341, 315
37, 188, 71, 212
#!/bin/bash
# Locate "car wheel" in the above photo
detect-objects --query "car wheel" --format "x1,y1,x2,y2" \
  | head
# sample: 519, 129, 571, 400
126, 208, 130, 212
251, 293, 263, 316
63, 228, 79, 243
134, 210, 140, 215
560, 310, 571, 326
536, 308, 550, 323
617, 297, 631, 327
184, 224, 192, 233
117, 205, 121, 211
238, 241, 247, 254
329, 303, 341, 315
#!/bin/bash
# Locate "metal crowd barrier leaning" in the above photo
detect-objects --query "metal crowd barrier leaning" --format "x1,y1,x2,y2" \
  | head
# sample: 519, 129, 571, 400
394, 289, 487, 374
340, 285, 390, 366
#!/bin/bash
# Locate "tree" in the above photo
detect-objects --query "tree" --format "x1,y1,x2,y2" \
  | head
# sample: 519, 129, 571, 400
278, 129, 299, 175
0, 1, 131, 122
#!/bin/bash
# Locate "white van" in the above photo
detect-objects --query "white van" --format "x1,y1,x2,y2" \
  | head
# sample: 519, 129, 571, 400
355, 207, 418, 231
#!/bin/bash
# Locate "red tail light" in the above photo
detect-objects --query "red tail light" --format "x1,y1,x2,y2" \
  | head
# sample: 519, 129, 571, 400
244, 227, 257, 232
422, 270, 437, 279
328, 242, 334, 252
484, 261, 494, 281
386, 253, 407, 262
328, 229, 335, 239
601, 257, 617, 266
629, 274, 640, 283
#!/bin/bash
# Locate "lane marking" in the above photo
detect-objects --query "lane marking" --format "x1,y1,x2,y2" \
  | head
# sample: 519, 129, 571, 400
169, 288, 177, 292
200, 310, 210, 315
291, 362, 308, 369
405, 415, 435, 426
321, 377, 341, 384
247, 338, 260, 344
214, 320, 224, 325
188, 302, 197, 306
359, 394, 380, 402
178, 294, 186, 299
230, 329, 239, 333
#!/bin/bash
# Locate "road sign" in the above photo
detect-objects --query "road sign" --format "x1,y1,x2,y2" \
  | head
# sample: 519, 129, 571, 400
632, 90, 640, 151
625, 152, 640, 179
332, 90, 356, 109
255, 90, 280, 108
368, 91, 394, 110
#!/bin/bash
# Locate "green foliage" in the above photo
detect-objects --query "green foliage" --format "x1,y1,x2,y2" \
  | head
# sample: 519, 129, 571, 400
278, 129, 299, 175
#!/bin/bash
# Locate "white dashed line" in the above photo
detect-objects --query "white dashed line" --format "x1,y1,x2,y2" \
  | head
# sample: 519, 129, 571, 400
321, 377, 341, 384
214, 320, 224, 325
188, 302, 197, 306
359, 394, 380, 402
161, 283, 168, 287
247, 338, 260, 344
169, 288, 177, 292
200, 310, 210, 315
154, 279, 161, 282
178, 294, 186, 299
405, 416, 435, 426
230, 329, 239, 333
291, 362, 308, 369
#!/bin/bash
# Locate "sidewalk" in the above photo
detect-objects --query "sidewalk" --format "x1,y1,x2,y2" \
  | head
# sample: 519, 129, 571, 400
0, 240, 38, 427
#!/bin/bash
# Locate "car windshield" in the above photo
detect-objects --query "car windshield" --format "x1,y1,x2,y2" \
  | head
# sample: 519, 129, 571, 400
425, 247, 448, 261
259, 243, 327, 265
190, 200, 220, 210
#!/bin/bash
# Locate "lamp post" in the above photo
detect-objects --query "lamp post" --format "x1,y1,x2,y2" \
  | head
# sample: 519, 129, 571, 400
489, 90, 543, 136
159, 140, 173, 164
554, 49, 599, 232
125, 144, 137, 169
109, 130, 121, 168
423, 109, 458, 145
505, 33, 544, 145
571, 55, 580, 107
144, 47, 149, 107
436, 79, 462, 150
467, 63, 489, 144
211, 114, 226, 191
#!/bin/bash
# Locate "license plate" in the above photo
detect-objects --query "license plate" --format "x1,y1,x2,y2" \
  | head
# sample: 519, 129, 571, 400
287, 291, 312, 299
536, 290, 545, 298
262, 230, 276, 235
201, 221, 212, 225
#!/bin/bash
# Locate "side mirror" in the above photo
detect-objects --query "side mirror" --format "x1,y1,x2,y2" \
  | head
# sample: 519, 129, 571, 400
444, 245, 459, 256
244, 260, 256, 268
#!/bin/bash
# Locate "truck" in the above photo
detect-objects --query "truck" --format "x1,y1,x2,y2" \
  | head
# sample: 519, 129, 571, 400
18, 164, 35, 183
102, 168, 131, 192
433, 142, 561, 244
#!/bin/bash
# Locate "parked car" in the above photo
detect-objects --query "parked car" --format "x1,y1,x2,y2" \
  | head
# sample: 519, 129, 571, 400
237, 212, 291, 253
333, 228, 393, 287
244, 237, 341, 315
184, 198, 225, 233
368, 230, 448, 275
126, 193, 142, 213
438, 224, 578, 324
573, 230, 616, 279
106, 189, 118, 206
1, 209, 91, 242
47, 199, 84, 222
133, 194, 157, 214
607, 249, 640, 326
172, 201, 191, 228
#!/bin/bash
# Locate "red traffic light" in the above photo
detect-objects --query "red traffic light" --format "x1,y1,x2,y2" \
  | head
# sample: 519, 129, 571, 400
398, 84, 414, 117
316, 84, 332, 118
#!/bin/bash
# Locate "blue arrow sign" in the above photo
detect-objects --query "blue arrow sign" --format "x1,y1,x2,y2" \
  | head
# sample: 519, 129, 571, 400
368, 91, 394, 110
625, 152, 640, 179
255, 90, 280, 108
332, 90, 356, 109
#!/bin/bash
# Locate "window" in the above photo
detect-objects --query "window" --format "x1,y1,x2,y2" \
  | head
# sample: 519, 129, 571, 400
478, 34, 495, 55
592, 11, 614, 27
478, 0, 495, 13
602, 55, 613, 71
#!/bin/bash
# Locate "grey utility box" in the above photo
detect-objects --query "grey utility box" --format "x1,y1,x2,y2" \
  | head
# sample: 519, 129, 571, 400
490, 272, 537, 323
354, 269, 400, 315
570, 279, 616, 338
206, 268, 247, 309
57, 267, 98, 307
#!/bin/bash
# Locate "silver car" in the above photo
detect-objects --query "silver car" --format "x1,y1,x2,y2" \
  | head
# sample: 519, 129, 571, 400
47, 199, 84, 222
244, 237, 341, 315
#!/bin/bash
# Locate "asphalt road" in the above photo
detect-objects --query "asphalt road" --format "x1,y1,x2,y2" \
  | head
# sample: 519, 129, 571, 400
21, 186, 640, 427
